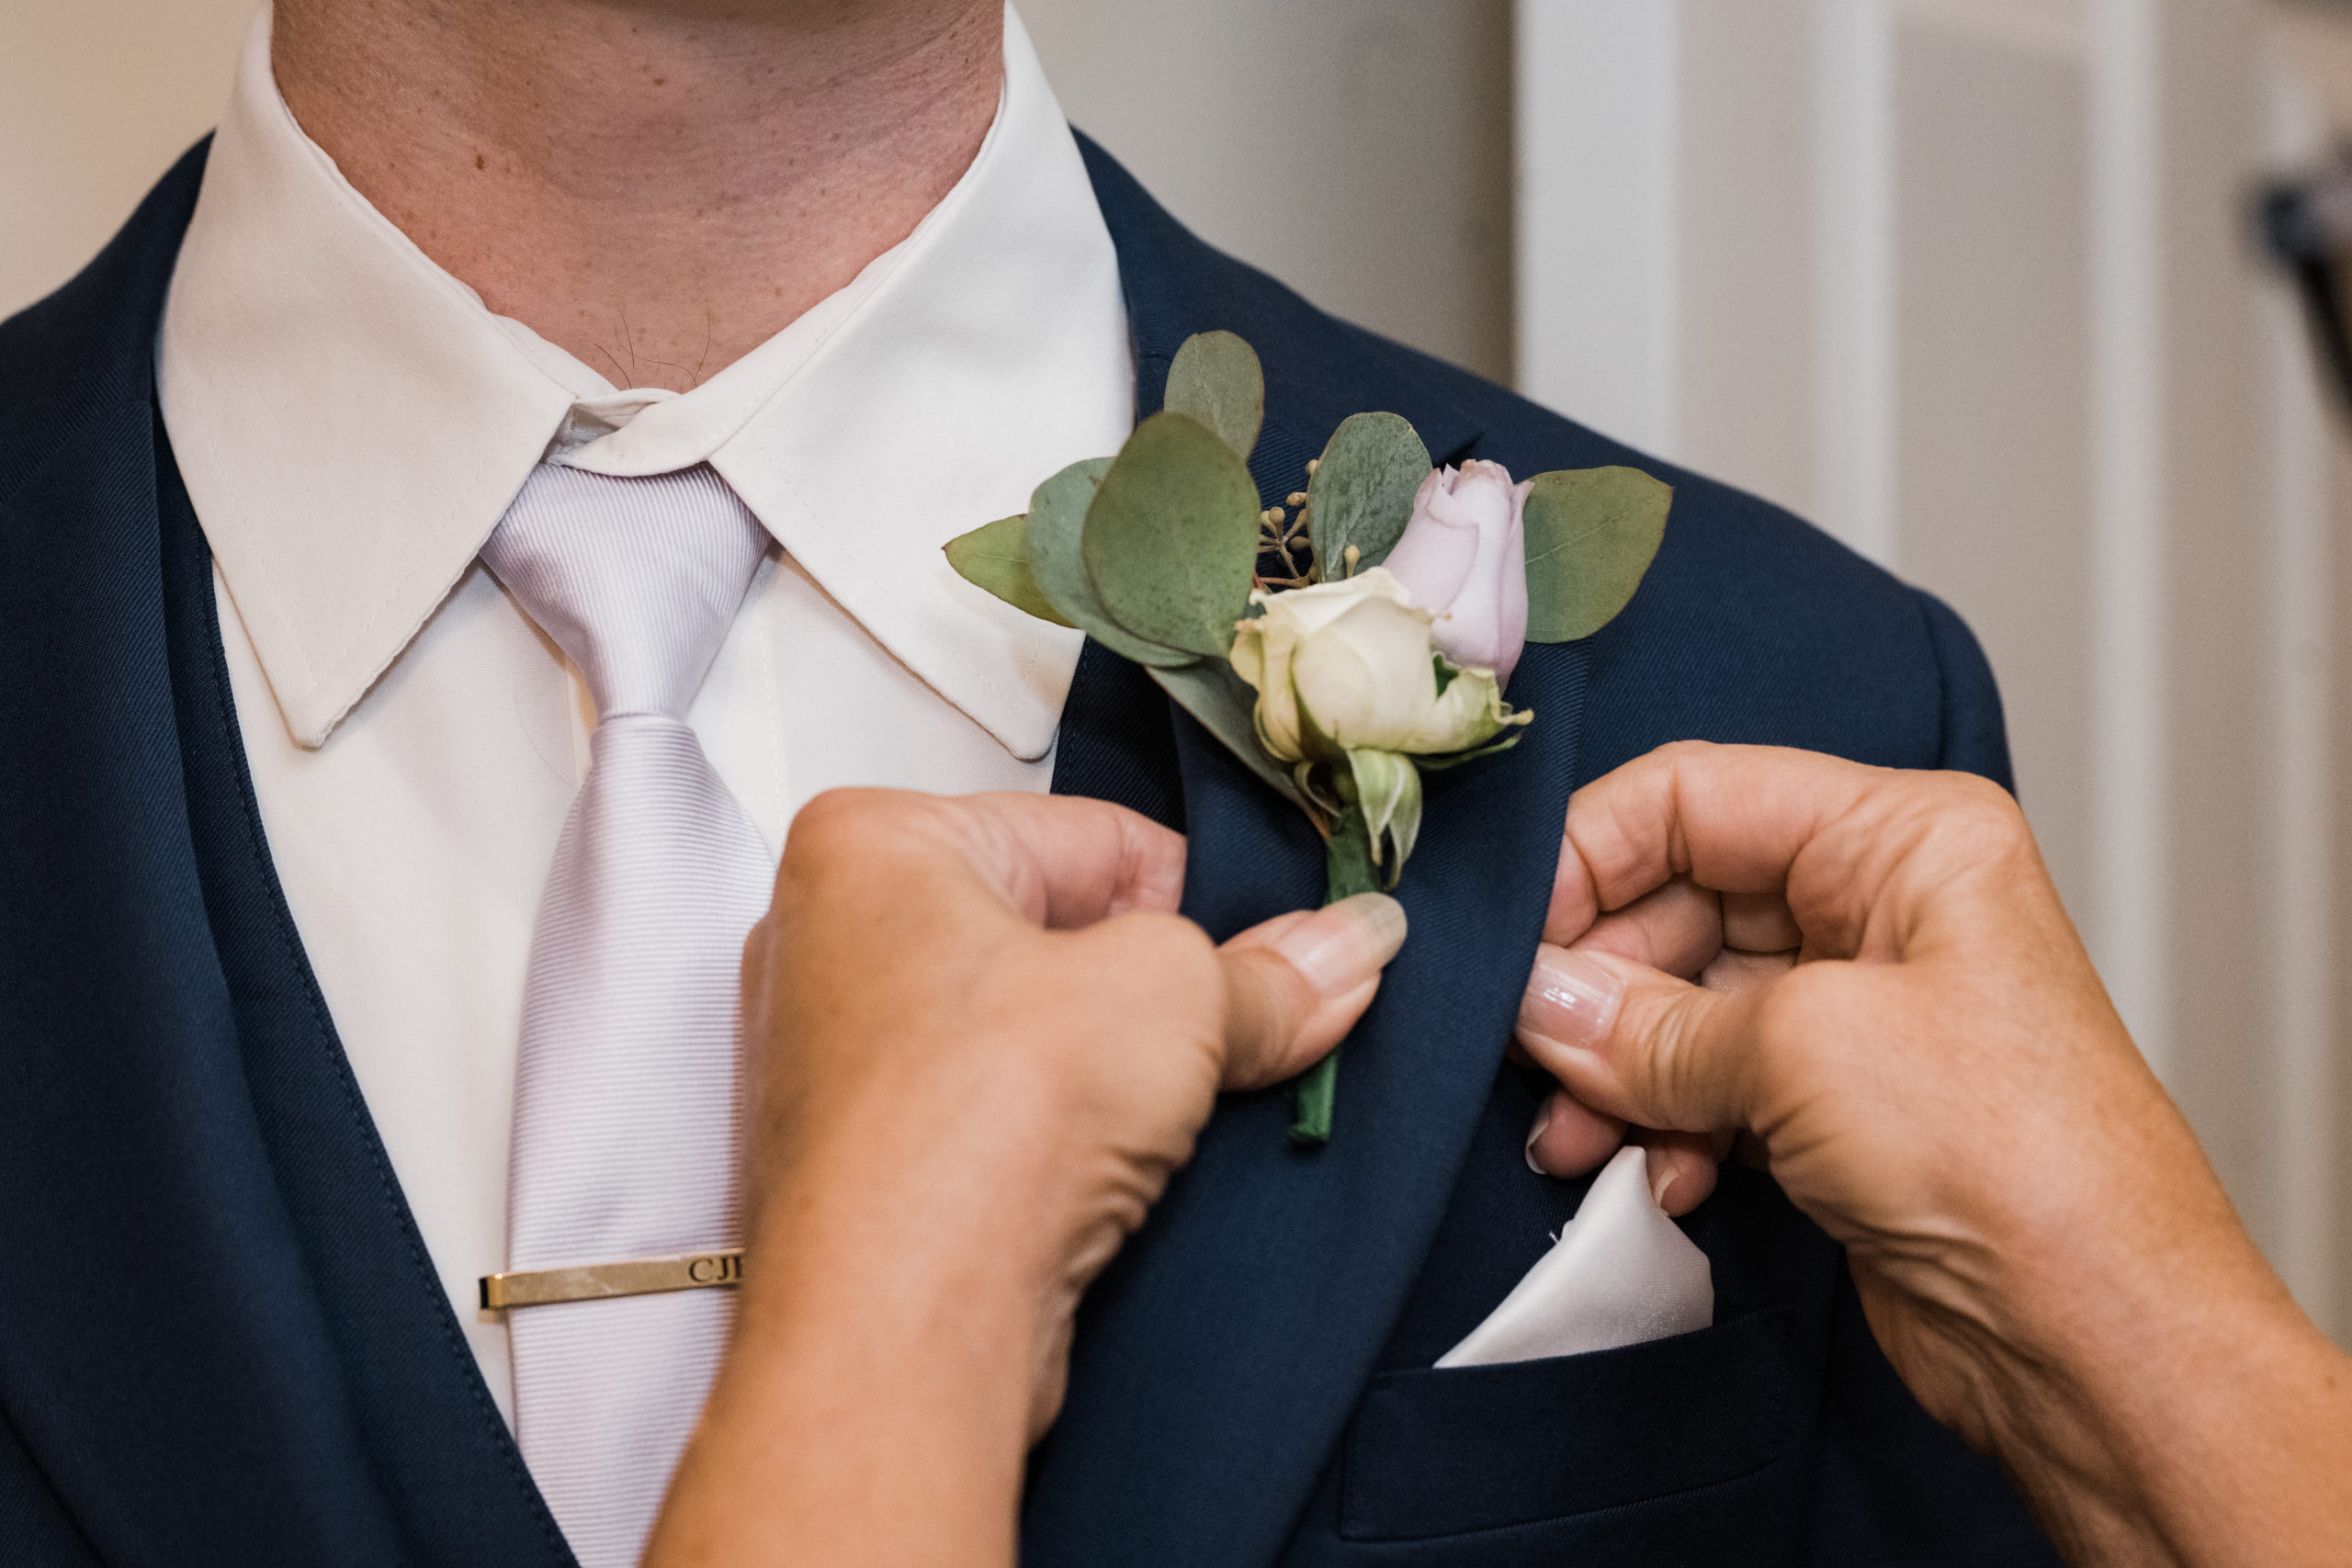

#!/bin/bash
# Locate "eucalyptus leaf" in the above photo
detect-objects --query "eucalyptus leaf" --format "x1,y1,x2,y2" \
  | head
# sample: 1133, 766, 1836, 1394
1083, 412, 1262, 660
943, 512, 1074, 627
1026, 457, 1198, 668
1164, 330, 1265, 461
1306, 412, 1430, 578
1148, 660, 1313, 816
1521, 466, 1672, 642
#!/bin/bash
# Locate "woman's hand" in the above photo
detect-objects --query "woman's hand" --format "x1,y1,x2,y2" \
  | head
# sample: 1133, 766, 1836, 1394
1516, 742, 2351, 1568
649, 790, 1405, 1568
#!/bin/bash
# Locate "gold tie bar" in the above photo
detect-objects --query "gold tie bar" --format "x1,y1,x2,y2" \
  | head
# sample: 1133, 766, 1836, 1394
481, 1248, 745, 1310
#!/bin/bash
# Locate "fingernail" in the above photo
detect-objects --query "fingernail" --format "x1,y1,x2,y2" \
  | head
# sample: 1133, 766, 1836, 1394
1274, 893, 1408, 998
1648, 1155, 1679, 1210
1520, 947, 1624, 1054
1524, 1099, 1553, 1174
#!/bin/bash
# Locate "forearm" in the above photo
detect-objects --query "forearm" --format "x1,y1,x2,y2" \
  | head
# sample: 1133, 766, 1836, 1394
646, 1096, 1073, 1568
1973, 1225, 2352, 1567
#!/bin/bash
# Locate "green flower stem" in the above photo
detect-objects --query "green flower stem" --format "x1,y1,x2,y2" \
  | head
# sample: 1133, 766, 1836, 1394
1290, 769, 1384, 1146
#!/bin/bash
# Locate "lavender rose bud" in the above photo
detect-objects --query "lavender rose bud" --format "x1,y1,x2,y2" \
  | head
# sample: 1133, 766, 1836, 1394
1378, 459, 1531, 684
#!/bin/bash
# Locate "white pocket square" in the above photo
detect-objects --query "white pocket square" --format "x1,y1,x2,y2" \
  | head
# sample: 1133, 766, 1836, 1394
1436, 1144, 1714, 1368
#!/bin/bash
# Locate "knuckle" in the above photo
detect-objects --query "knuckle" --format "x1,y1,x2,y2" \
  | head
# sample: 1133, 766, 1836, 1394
1649, 998, 1715, 1110
1608, 982, 1690, 1095
1925, 773, 2035, 861
781, 788, 879, 859
784, 788, 947, 869
1931, 770, 2021, 829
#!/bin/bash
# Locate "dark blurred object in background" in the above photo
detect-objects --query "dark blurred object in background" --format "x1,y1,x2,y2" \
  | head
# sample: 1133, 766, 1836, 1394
2265, 154, 2352, 418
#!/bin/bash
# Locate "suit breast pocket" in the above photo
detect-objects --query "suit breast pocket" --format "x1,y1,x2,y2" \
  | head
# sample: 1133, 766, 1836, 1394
1337, 1308, 1809, 1544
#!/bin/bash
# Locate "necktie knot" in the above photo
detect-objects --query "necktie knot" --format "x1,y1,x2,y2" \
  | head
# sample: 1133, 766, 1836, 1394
481, 464, 767, 721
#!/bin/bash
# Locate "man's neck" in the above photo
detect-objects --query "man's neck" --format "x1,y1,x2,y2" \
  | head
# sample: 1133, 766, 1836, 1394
272, 0, 1003, 393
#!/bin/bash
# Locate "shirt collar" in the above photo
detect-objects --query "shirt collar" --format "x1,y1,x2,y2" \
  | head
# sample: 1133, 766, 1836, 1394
161, 3, 1127, 759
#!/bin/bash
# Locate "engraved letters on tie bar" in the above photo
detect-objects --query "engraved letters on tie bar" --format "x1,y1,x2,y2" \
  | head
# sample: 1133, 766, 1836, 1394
481, 1248, 746, 1311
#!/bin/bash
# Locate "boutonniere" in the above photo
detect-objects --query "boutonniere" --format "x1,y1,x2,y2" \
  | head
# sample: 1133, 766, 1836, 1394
947, 332, 1668, 1145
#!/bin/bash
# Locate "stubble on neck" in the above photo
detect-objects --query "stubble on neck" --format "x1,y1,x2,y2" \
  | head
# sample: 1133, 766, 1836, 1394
272, 0, 1004, 392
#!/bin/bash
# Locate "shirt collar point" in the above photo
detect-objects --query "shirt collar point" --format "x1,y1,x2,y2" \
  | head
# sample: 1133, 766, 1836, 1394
272, 674, 361, 752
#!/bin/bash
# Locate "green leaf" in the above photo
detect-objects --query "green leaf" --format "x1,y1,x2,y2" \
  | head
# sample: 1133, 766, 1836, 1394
1083, 412, 1263, 660
1344, 748, 1423, 887
1148, 660, 1312, 815
943, 512, 1075, 627
1307, 412, 1430, 579
1164, 330, 1265, 461
1521, 467, 1672, 641
1027, 457, 1198, 668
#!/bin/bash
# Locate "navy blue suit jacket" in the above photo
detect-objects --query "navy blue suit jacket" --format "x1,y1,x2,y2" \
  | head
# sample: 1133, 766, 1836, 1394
0, 137, 2057, 1566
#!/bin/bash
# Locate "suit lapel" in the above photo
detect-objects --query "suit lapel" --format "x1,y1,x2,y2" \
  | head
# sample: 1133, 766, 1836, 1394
1030, 140, 1589, 1567
0, 155, 415, 1563
0, 144, 569, 1568
1050, 638, 1185, 830
155, 429, 578, 1567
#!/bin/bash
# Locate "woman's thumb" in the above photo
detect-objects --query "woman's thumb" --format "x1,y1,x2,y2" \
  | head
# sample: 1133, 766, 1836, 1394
1216, 893, 1409, 1090
1515, 943, 1759, 1134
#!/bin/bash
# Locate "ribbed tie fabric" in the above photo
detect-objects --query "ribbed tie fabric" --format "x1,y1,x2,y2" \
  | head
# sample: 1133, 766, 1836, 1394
481, 463, 775, 1568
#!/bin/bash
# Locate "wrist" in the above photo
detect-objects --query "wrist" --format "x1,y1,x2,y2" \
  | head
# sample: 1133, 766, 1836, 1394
761, 1055, 1119, 1292
1962, 1201, 2347, 1568
661, 1026, 1193, 1566
742, 1052, 1147, 1413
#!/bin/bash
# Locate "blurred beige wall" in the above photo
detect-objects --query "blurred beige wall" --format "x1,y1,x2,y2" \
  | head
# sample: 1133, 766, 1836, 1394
2276, 0, 2352, 118
1, 0, 1516, 384
0, 0, 256, 319
1020, 0, 1513, 383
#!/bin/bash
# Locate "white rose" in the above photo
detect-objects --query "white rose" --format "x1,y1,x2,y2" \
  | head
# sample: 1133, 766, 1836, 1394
1229, 568, 1523, 762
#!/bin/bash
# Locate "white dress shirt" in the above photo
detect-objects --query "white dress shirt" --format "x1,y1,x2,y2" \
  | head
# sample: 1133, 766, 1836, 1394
158, 3, 1132, 1423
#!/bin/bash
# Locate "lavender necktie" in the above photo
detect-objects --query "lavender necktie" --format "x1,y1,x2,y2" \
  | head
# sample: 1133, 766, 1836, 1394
481, 462, 774, 1568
